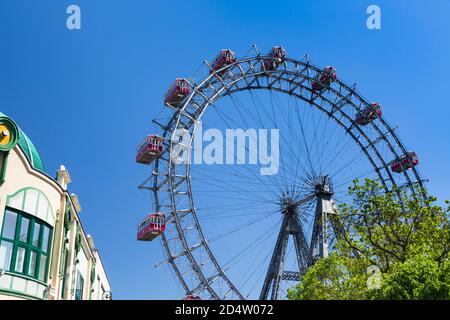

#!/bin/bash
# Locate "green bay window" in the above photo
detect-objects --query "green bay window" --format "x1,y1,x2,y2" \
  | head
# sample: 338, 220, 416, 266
0, 207, 52, 282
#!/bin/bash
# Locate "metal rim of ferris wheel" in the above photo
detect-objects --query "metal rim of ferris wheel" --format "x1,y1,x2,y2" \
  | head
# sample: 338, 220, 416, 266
140, 45, 427, 300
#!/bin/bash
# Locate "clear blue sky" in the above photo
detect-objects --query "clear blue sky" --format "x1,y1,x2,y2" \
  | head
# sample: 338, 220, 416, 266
0, 0, 449, 299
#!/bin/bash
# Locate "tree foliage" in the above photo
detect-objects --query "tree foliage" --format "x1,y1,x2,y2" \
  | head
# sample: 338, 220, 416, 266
288, 179, 450, 300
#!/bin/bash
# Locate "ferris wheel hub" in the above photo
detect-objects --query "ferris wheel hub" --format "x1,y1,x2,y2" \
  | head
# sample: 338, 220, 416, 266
314, 175, 334, 196
280, 196, 299, 215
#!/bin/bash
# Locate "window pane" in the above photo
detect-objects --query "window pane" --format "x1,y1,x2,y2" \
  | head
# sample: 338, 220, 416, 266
7, 191, 24, 211
23, 189, 38, 215
41, 226, 50, 252
29, 251, 37, 277
15, 247, 26, 273
33, 223, 41, 247
75, 271, 84, 300
1, 211, 17, 240
36, 197, 48, 220
38, 255, 47, 281
0, 241, 13, 271
19, 217, 30, 242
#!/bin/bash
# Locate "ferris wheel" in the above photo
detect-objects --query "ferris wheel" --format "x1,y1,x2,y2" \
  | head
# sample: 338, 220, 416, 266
136, 46, 426, 300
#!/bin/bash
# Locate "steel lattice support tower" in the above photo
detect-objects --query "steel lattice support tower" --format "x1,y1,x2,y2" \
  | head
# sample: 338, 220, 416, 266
259, 197, 310, 300
260, 176, 342, 300
310, 176, 335, 261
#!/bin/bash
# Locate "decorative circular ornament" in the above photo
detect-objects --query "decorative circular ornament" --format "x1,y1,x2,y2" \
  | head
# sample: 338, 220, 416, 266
0, 116, 19, 152
102, 291, 112, 300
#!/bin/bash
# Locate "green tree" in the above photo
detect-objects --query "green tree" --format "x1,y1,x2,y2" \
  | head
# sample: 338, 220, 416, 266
288, 179, 450, 300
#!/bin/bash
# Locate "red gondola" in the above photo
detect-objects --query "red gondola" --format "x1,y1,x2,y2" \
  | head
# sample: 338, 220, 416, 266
391, 152, 419, 173
312, 66, 336, 91
136, 135, 164, 165
184, 295, 201, 300
164, 78, 190, 108
355, 102, 382, 125
262, 46, 286, 71
210, 49, 236, 75
137, 213, 166, 241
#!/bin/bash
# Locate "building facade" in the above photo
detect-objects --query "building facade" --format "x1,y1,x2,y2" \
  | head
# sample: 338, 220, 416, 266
0, 112, 111, 300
